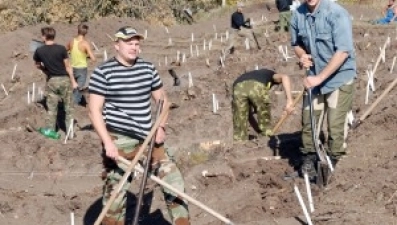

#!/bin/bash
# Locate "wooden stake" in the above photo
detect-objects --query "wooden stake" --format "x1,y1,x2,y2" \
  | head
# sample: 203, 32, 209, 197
190, 45, 194, 57
209, 40, 212, 50
196, 45, 200, 57
103, 50, 108, 61
11, 63, 17, 80
1, 83, 8, 96
144, 30, 148, 39
188, 72, 193, 88
165, 27, 169, 34
91, 41, 99, 51
304, 173, 314, 213
294, 185, 313, 225
191, 33, 194, 42
70, 212, 75, 225
272, 90, 304, 134
390, 56, 396, 73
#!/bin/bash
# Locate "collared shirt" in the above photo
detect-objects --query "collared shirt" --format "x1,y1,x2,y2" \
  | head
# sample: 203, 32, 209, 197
290, 0, 356, 94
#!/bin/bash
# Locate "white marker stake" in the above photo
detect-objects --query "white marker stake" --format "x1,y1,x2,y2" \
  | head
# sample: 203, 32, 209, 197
1, 83, 8, 96
380, 47, 385, 63
103, 50, 108, 61
209, 40, 212, 51
221, 35, 223, 43
190, 45, 194, 57
212, 94, 217, 113
225, 30, 229, 40
245, 38, 250, 50
365, 78, 370, 105
165, 27, 169, 34
213, 24, 217, 32
188, 72, 193, 88
70, 212, 75, 225
367, 69, 375, 92
203, 39, 206, 51
182, 53, 186, 63
168, 37, 172, 46
216, 98, 219, 111
255, 64, 259, 70
294, 185, 313, 225
220, 56, 225, 68
91, 42, 99, 51
32, 83, 35, 102
196, 45, 200, 57
165, 56, 168, 66
191, 33, 194, 42
176, 51, 180, 62
391, 56, 396, 73
347, 110, 354, 125
11, 63, 17, 80
64, 120, 73, 144
214, 33, 218, 40
144, 30, 148, 39
27, 89, 30, 104
303, 173, 314, 213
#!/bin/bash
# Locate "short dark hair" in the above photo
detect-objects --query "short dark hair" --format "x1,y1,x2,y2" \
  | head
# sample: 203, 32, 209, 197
78, 23, 89, 35
41, 27, 56, 40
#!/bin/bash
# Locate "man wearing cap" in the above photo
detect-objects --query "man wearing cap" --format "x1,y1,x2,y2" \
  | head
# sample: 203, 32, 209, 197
232, 68, 294, 141
88, 27, 190, 225
290, 0, 356, 178
225, 2, 258, 54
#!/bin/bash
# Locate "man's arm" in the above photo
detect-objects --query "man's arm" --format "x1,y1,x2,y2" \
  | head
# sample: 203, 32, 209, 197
84, 40, 96, 62
273, 73, 294, 113
65, 40, 72, 51
152, 87, 169, 144
64, 58, 78, 89
88, 94, 119, 159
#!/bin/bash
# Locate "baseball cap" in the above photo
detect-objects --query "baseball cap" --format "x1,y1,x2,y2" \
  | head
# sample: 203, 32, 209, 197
114, 26, 144, 41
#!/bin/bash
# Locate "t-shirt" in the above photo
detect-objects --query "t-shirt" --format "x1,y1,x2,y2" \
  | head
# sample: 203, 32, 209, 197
33, 44, 69, 77
233, 69, 276, 87
88, 57, 163, 140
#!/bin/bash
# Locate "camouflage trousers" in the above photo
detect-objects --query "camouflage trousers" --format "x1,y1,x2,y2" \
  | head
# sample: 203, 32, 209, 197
232, 80, 271, 141
45, 76, 74, 131
277, 11, 291, 32
225, 28, 256, 53
301, 82, 354, 156
101, 133, 190, 225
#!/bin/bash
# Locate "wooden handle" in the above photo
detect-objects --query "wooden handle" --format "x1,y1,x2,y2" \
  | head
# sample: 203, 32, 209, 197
272, 90, 304, 134
359, 77, 397, 121
118, 157, 235, 225
94, 106, 169, 225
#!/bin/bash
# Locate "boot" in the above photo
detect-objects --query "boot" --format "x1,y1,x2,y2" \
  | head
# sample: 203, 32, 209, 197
301, 153, 317, 180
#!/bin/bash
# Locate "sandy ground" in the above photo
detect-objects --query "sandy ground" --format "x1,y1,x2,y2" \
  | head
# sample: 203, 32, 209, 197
0, 2, 396, 225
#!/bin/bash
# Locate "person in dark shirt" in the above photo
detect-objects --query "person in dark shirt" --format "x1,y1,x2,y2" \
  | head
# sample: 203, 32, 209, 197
276, 0, 293, 32
225, 2, 258, 54
33, 26, 78, 137
232, 68, 294, 141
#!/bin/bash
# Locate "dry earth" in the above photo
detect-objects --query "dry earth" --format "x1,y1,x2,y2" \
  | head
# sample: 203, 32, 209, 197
0, 2, 396, 225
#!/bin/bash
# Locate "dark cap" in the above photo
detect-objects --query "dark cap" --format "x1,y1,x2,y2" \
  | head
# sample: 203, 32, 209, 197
114, 26, 144, 41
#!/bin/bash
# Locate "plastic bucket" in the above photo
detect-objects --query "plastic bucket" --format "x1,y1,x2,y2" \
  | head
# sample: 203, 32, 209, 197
29, 39, 44, 52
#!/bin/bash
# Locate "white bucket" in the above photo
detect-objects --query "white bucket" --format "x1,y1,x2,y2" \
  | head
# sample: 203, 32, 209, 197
30, 39, 44, 52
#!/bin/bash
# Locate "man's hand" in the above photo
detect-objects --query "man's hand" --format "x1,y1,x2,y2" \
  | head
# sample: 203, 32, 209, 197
104, 141, 119, 160
283, 100, 295, 114
72, 80, 79, 90
155, 127, 166, 144
303, 75, 324, 89
300, 54, 313, 68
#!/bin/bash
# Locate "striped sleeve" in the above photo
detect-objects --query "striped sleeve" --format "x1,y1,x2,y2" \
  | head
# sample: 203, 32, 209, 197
150, 64, 163, 91
89, 67, 107, 96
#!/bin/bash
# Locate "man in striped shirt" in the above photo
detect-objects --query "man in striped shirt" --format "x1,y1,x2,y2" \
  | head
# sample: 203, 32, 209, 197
88, 26, 190, 225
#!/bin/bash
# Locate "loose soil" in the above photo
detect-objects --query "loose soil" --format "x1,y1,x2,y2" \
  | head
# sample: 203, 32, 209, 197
0, 2, 396, 225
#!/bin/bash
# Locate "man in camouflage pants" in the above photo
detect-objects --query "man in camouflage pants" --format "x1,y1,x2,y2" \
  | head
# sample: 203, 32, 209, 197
88, 26, 190, 225
232, 68, 294, 141
33, 26, 77, 134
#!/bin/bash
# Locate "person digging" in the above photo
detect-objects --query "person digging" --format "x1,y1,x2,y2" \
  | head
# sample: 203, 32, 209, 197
232, 68, 294, 142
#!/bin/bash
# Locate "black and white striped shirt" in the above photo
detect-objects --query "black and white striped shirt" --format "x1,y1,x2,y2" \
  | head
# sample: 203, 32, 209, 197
89, 57, 162, 140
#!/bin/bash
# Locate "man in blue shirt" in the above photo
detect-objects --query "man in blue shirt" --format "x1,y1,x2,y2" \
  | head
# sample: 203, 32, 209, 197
290, 0, 356, 178
225, 2, 258, 54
